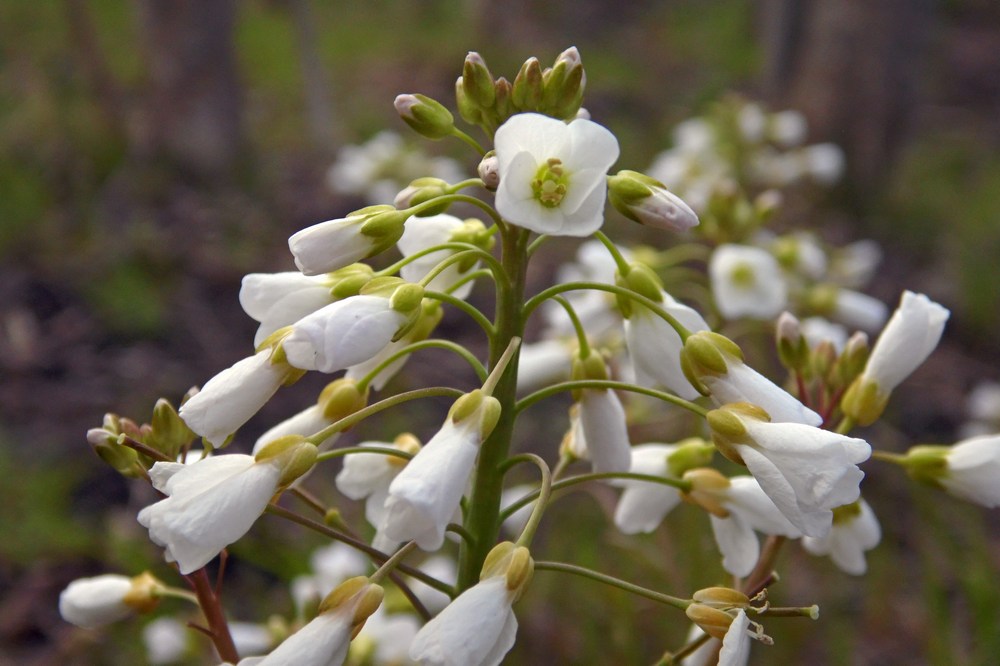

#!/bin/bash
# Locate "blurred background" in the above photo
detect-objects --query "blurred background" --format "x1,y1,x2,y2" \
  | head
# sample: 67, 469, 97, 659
2, 0, 999, 664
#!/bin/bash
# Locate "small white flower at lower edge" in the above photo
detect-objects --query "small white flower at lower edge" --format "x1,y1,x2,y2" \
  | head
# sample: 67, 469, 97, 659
397, 213, 481, 300
710, 244, 788, 320
248, 577, 383, 666
704, 476, 802, 578
493, 112, 620, 236
179, 348, 294, 448
624, 291, 710, 401
708, 403, 870, 538
282, 295, 410, 374
288, 207, 405, 276
939, 435, 1000, 507
382, 391, 500, 551
138, 442, 315, 574
612, 444, 682, 534
240, 272, 334, 347
802, 498, 881, 575
59, 572, 162, 629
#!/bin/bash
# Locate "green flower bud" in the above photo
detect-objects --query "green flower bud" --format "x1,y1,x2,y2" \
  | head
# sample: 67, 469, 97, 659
395, 177, 451, 214
449, 389, 502, 439
511, 57, 544, 111
493, 76, 514, 125
328, 263, 376, 299
455, 76, 482, 126
318, 378, 370, 423
614, 262, 664, 317
666, 438, 716, 478
147, 398, 196, 461
394, 94, 455, 140
835, 332, 870, 386
462, 52, 495, 109
389, 283, 425, 314
841, 376, 888, 426
255, 435, 318, 487
775, 311, 809, 372
901, 444, 950, 489
358, 207, 410, 254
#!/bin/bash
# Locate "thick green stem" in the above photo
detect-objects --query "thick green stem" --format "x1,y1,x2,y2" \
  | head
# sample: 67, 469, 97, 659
457, 225, 529, 591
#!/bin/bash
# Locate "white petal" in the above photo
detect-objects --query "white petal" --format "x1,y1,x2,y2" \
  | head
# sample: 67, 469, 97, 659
239, 272, 328, 321
942, 435, 1000, 507
335, 441, 397, 500
578, 389, 631, 474
625, 295, 707, 400
719, 610, 752, 666
253, 404, 335, 455
255, 610, 351, 665
704, 360, 821, 426
288, 216, 374, 276
864, 291, 949, 393
710, 513, 760, 577
710, 244, 787, 320
59, 575, 133, 628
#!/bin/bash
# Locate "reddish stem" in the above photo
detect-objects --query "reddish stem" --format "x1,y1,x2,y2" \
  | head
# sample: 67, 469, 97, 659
185, 567, 238, 663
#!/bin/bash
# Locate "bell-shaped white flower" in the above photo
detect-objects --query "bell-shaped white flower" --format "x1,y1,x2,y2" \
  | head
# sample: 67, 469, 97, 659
336, 436, 420, 544
576, 388, 631, 473
179, 347, 294, 447
240, 272, 334, 346
138, 441, 316, 574
710, 244, 787, 320
612, 444, 683, 534
940, 435, 1000, 507
382, 391, 500, 551
624, 290, 710, 400
288, 206, 405, 276
708, 403, 870, 538
252, 577, 383, 666
282, 294, 411, 374
494, 113, 620, 236
683, 331, 822, 426
397, 213, 483, 299
344, 299, 443, 391
59, 572, 162, 629
802, 498, 881, 575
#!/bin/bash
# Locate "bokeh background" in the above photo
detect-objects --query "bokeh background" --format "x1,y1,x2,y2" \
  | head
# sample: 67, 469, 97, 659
2, 1, 1000, 664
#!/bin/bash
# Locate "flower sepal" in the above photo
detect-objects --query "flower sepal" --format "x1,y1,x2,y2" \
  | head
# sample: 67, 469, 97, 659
254, 435, 318, 487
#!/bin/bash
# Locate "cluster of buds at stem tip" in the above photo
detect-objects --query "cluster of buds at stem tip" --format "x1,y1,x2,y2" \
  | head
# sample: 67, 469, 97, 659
776, 311, 869, 388
607, 170, 700, 232
87, 398, 197, 476
685, 587, 772, 644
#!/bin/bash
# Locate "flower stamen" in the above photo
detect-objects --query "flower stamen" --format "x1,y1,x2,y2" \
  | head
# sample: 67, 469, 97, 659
532, 158, 569, 208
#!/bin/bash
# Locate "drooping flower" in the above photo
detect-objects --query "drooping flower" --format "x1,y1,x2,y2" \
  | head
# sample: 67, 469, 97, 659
409, 542, 531, 666
612, 444, 683, 534
493, 113, 619, 236
682, 331, 822, 426
59, 572, 163, 629
710, 244, 788, 320
282, 286, 422, 374
802, 498, 881, 575
842, 291, 949, 425
382, 390, 500, 551
288, 206, 407, 276
240, 272, 335, 346
396, 213, 489, 300
903, 435, 1000, 508
566, 349, 632, 474
137, 440, 316, 574
707, 403, 870, 538
179, 347, 297, 447
606, 169, 700, 232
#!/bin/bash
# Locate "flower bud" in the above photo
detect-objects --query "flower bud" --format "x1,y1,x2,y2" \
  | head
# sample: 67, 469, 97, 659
327, 263, 376, 299
665, 437, 716, 477
147, 398, 196, 461
318, 378, 370, 423
454, 76, 481, 126
542, 47, 586, 119
511, 56, 544, 111
481, 541, 534, 601
493, 76, 514, 123
776, 311, 809, 372
394, 94, 455, 140
607, 170, 699, 232
461, 52, 495, 109
840, 376, 889, 426
835, 331, 870, 386
394, 177, 451, 214
59, 572, 164, 628
254, 435, 318, 487
478, 151, 500, 190
87, 420, 145, 477
614, 262, 664, 317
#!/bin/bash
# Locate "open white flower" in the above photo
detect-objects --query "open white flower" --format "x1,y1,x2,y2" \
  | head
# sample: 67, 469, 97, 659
138, 442, 315, 574
802, 498, 881, 575
409, 575, 517, 666
624, 290, 710, 400
240, 272, 334, 346
179, 348, 294, 447
708, 403, 870, 538
382, 392, 499, 551
494, 113, 619, 236
612, 444, 683, 534
282, 294, 411, 374
940, 435, 1000, 507
397, 213, 482, 299
710, 244, 787, 320
59, 573, 161, 629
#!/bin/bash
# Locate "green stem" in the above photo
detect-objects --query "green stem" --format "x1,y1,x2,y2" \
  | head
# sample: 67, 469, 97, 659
593, 230, 632, 275
871, 450, 910, 465
552, 295, 590, 358
424, 290, 495, 336
500, 471, 692, 520
377, 242, 506, 287
457, 225, 529, 591
156, 587, 200, 605
370, 541, 418, 585
305, 387, 465, 446
534, 561, 689, 610
450, 127, 487, 155
356, 339, 488, 389
517, 379, 708, 417
499, 454, 552, 548
317, 445, 414, 464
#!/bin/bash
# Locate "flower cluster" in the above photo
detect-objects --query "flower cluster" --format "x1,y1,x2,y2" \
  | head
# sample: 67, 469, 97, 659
62, 46, 994, 666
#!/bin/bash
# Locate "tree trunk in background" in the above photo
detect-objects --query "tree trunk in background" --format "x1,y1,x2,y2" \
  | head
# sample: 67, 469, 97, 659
757, 0, 933, 201
136, 0, 245, 179
289, 0, 338, 151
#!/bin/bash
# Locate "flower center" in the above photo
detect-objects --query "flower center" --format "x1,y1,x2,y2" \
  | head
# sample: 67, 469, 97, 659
729, 262, 757, 288
532, 158, 569, 208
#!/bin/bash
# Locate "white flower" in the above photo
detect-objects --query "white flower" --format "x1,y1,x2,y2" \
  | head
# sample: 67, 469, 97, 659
738, 103, 767, 142
710, 244, 788, 320
612, 444, 682, 534
832, 289, 888, 333
967, 381, 1000, 423
409, 575, 517, 666
59, 574, 144, 628
801, 143, 845, 185
137, 455, 284, 573
575, 387, 631, 474
940, 435, 1000, 507
769, 110, 808, 147
382, 395, 497, 551
289, 210, 398, 276
719, 610, 753, 666
706, 476, 801, 577
494, 113, 620, 236
802, 498, 881, 575
240, 272, 334, 346
283, 295, 409, 374
179, 348, 292, 447
862, 290, 950, 396
337, 437, 418, 547
624, 291, 710, 400
397, 213, 480, 299
709, 404, 870, 538
829, 239, 882, 289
